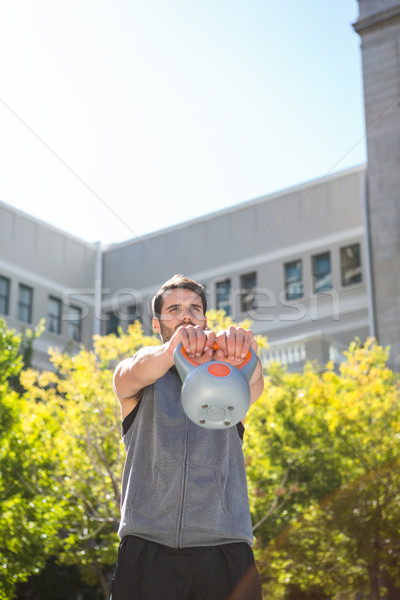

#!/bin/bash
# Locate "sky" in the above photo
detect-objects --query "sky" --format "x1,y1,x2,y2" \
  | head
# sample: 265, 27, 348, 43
0, 1, 366, 245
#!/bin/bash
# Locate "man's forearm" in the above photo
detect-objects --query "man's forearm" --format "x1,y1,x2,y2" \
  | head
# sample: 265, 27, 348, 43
114, 344, 173, 401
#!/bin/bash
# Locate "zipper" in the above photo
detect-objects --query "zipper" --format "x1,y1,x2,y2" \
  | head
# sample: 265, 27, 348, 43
176, 418, 191, 548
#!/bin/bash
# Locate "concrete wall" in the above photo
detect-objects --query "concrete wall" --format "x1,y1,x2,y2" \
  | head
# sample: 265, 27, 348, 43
102, 166, 369, 351
354, 0, 400, 369
0, 201, 97, 368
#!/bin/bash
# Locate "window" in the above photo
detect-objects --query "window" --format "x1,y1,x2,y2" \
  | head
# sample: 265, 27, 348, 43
284, 260, 303, 300
68, 305, 82, 342
341, 243, 362, 286
216, 279, 231, 316
48, 296, 62, 334
312, 253, 332, 293
106, 311, 119, 335
126, 303, 142, 326
0, 276, 10, 315
240, 272, 257, 312
18, 284, 33, 323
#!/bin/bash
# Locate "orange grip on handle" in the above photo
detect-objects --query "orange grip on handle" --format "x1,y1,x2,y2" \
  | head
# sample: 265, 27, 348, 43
211, 342, 252, 369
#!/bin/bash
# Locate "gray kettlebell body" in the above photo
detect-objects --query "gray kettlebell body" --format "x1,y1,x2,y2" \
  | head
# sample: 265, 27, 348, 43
173, 343, 258, 429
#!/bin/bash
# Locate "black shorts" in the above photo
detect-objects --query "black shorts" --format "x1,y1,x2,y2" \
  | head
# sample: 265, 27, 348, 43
111, 535, 263, 600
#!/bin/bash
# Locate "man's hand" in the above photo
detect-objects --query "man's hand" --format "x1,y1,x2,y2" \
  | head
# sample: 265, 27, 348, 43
214, 326, 258, 366
166, 325, 217, 364
215, 326, 263, 406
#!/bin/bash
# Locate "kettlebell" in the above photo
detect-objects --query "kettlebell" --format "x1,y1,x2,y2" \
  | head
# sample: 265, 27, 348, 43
174, 342, 258, 429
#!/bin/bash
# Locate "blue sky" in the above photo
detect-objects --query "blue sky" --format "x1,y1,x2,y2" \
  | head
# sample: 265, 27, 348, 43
0, 1, 365, 244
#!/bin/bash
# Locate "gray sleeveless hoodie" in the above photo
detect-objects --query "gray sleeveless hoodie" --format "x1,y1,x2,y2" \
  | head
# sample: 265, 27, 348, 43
118, 368, 254, 548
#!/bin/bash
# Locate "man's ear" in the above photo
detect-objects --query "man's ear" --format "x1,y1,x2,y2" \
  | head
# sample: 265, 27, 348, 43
152, 317, 160, 334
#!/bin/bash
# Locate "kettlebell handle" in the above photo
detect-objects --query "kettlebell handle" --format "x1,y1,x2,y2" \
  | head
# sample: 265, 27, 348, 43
211, 342, 254, 371
177, 342, 254, 369
174, 341, 258, 385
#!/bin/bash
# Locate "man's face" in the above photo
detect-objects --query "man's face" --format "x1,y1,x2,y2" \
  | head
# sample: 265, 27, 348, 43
153, 288, 206, 343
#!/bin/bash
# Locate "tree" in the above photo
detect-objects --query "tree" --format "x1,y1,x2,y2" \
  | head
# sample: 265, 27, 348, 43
8, 313, 400, 600
244, 339, 400, 599
0, 319, 67, 600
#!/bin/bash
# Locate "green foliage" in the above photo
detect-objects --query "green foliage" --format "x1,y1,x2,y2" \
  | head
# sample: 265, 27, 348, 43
0, 318, 23, 385
245, 338, 400, 599
18, 319, 46, 369
4, 312, 400, 600
0, 319, 66, 600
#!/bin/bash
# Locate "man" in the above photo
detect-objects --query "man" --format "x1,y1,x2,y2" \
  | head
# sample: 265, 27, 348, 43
111, 274, 264, 600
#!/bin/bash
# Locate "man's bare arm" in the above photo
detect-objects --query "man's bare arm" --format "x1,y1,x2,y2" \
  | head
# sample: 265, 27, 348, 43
113, 326, 216, 418
113, 345, 173, 404
249, 359, 264, 406
213, 326, 264, 409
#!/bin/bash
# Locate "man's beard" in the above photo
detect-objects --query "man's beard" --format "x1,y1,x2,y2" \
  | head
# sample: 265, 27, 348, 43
158, 320, 203, 343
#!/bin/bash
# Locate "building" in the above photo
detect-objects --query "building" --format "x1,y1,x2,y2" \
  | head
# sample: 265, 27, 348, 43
0, 165, 368, 371
0, 202, 100, 369
0, 0, 398, 371
102, 165, 368, 371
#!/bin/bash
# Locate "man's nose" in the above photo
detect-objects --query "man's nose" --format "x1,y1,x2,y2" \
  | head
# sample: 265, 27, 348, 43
181, 308, 192, 321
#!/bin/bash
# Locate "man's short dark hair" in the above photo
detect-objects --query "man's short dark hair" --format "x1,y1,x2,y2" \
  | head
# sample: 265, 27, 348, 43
152, 274, 207, 318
